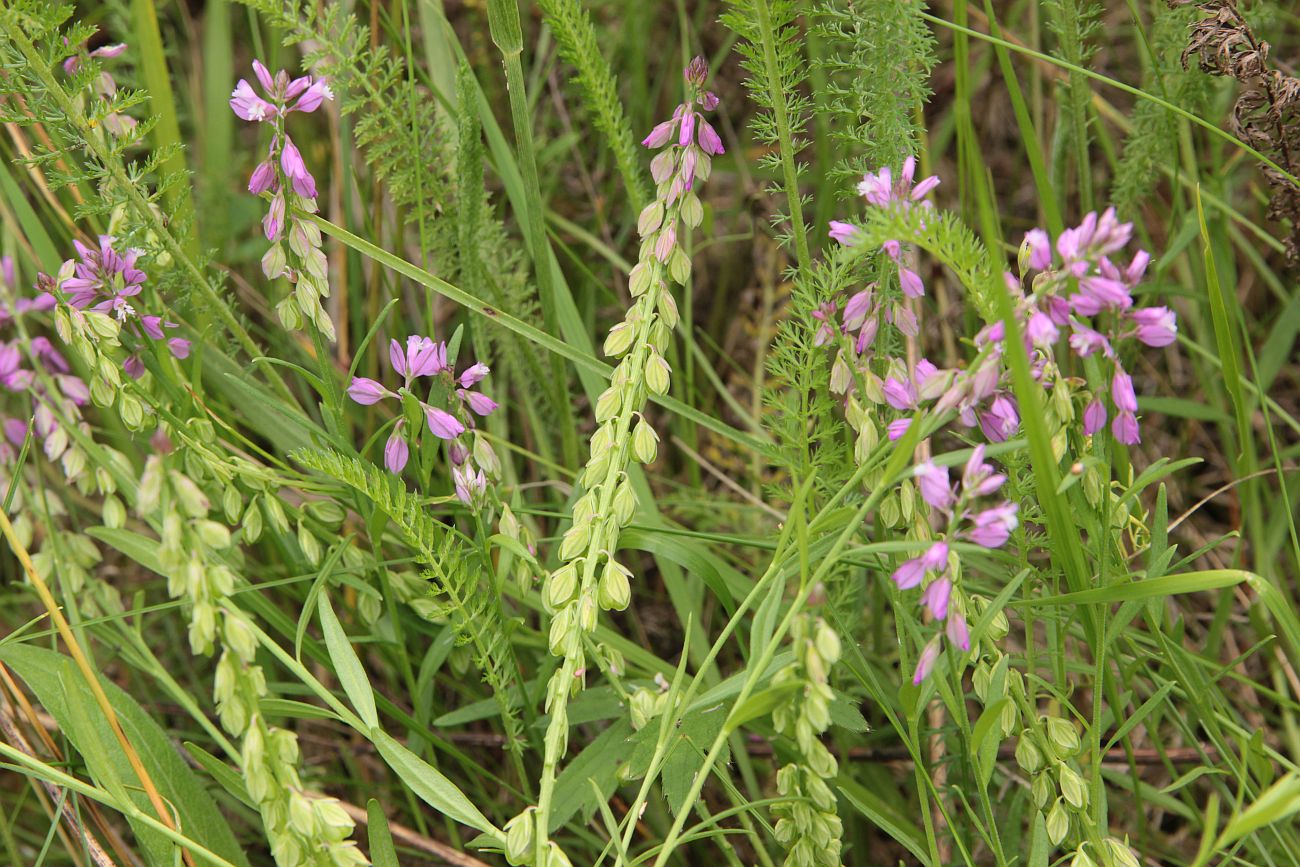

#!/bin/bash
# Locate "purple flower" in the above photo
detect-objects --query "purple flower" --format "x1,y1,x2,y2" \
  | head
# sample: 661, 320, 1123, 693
390, 336, 447, 382
230, 79, 278, 122
280, 136, 317, 198
1113, 411, 1141, 445
1027, 311, 1059, 347
913, 638, 941, 684
883, 375, 918, 411
424, 406, 465, 440
1112, 369, 1138, 413
384, 428, 410, 473
642, 121, 675, 149
1068, 324, 1111, 359
921, 577, 952, 621
857, 157, 940, 208
899, 266, 924, 299
347, 377, 393, 405
1083, 399, 1107, 435
453, 464, 487, 506
294, 79, 334, 114
248, 160, 276, 194
946, 613, 970, 651
887, 418, 912, 440
1130, 306, 1177, 347
459, 389, 498, 417
828, 221, 863, 247
964, 503, 1019, 549
697, 120, 724, 155
1024, 228, 1052, 271
263, 192, 285, 241
978, 395, 1019, 443
914, 462, 954, 510
62, 236, 146, 317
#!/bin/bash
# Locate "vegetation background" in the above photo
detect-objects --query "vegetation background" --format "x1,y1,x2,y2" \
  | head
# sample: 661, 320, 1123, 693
1, 0, 1300, 865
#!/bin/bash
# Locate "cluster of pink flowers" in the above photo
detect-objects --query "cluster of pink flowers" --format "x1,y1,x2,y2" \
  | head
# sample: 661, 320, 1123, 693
895, 446, 1018, 683
1016, 210, 1177, 443
829, 156, 938, 303
230, 61, 332, 241
63, 40, 136, 138
347, 336, 498, 504
643, 57, 725, 197
60, 236, 190, 376
0, 258, 85, 465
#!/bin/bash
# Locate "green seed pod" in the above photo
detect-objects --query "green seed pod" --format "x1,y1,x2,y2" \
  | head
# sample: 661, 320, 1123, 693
503, 808, 535, 865
632, 417, 659, 464
594, 386, 622, 423
1046, 798, 1069, 846
1015, 735, 1042, 773
638, 201, 665, 237
1047, 717, 1081, 756
1058, 763, 1087, 810
598, 560, 631, 610
644, 351, 671, 396
603, 321, 635, 357
545, 563, 579, 610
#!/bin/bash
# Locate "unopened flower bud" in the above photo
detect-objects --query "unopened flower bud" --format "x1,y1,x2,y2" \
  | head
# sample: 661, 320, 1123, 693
632, 417, 659, 464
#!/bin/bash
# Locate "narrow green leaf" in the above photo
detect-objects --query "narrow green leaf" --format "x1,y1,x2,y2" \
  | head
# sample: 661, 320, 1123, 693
371, 730, 501, 840
317, 592, 379, 729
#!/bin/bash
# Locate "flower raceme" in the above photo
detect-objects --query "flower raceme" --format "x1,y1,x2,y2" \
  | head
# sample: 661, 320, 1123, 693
346, 336, 497, 502
894, 446, 1018, 683
230, 61, 337, 339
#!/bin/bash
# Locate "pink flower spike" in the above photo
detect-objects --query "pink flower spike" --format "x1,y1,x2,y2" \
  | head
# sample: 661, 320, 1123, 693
914, 462, 954, 510
921, 577, 952, 621
946, 613, 971, 651
913, 639, 941, 684
1083, 399, 1107, 435
347, 377, 392, 405
459, 363, 490, 387
384, 429, 409, 474
424, 405, 465, 440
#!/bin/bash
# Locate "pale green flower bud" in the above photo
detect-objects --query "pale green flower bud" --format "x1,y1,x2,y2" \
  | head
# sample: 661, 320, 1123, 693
194, 520, 232, 549
102, 494, 125, 529
242, 501, 264, 542
86, 310, 120, 340
629, 688, 658, 730
547, 607, 572, 656
171, 471, 210, 518
578, 595, 598, 633
668, 247, 691, 284
263, 494, 289, 533
298, 520, 322, 565
681, 193, 703, 228
544, 841, 574, 867
262, 243, 288, 279
1070, 847, 1096, 867
306, 500, 345, 526
629, 262, 652, 297
277, 297, 303, 331
224, 612, 259, 663
658, 288, 680, 330
289, 791, 318, 836
1105, 838, 1141, 867
1032, 772, 1054, 810
814, 619, 841, 665
613, 479, 637, 526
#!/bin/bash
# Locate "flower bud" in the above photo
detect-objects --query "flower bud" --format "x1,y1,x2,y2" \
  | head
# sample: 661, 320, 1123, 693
813, 619, 841, 665
1032, 773, 1053, 810
613, 479, 637, 526
638, 201, 665, 236
629, 688, 658, 730
1105, 839, 1141, 867
559, 522, 590, 561
545, 563, 579, 610
1058, 763, 1087, 810
1015, 734, 1042, 773
1047, 716, 1080, 755
242, 501, 264, 542
1046, 798, 1069, 846
594, 386, 622, 422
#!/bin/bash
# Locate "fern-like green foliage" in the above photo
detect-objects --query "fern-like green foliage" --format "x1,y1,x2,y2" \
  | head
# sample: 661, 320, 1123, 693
293, 448, 527, 751
1112, 2, 1210, 216
537, 0, 649, 211
814, 0, 937, 196
721, 0, 813, 264
762, 262, 854, 505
